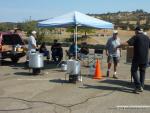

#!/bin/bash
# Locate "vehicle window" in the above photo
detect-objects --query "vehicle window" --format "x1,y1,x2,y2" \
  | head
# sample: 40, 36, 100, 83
2, 34, 24, 45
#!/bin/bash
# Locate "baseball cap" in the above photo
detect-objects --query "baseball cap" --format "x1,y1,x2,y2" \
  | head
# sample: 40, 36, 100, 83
32, 31, 37, 34
134, 26, 141, 31
113, 30, 118, 34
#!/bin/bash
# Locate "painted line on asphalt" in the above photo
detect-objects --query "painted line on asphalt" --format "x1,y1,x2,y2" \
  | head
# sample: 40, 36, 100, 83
115, 78, 150, 81
17, 78, 51, 81
116, 105, 150, 109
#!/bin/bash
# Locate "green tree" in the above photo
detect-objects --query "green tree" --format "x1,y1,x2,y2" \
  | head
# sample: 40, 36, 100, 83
66, 27, 94, 37
0, 22, 14, 31
22, 20, 38, 36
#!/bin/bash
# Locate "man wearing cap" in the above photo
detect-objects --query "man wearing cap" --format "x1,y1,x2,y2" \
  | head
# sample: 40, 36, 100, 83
25, 31, 37, 66
28, 31, 37, 51
106, 30, 121, 79
116, 26, 150, 93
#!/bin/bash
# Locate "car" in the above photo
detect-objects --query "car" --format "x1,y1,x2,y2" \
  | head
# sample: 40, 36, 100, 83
0, 32, 26, 63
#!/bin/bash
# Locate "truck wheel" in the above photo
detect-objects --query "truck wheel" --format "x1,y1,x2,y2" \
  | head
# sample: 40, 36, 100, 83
11, 58, 19, 63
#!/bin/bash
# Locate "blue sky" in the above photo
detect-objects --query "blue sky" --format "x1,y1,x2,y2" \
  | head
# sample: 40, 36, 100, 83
0, 0, 150, 22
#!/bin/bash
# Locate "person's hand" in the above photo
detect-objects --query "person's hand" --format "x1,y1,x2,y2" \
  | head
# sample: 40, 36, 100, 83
120, 53, 122, 57
106, 52, 109, 56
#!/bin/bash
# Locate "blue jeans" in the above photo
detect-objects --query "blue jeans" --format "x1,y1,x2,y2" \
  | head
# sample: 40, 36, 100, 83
131, 61, 147, 89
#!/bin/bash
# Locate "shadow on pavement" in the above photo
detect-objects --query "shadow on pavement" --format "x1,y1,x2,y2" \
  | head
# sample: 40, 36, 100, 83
81, 79, 150, 93
49, 79, 69, 84
101, 79, 134, 88
14, 72, 33, 76
40, 61, 59, 70
101, 79, 150, 91
1, 60, 58, 70
0, 60, 19, 66
82, 83, 134, 94
143, 84, 150, 91
1, 60, 27, 69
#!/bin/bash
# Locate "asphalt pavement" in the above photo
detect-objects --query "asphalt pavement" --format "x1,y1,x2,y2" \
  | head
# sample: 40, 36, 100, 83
0, 49, 150, 113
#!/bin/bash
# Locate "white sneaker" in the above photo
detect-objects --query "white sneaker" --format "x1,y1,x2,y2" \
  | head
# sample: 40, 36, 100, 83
113, 74, 118, 79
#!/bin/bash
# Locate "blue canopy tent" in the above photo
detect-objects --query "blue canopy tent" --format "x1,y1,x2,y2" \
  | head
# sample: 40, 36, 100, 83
38, 11, 114, 59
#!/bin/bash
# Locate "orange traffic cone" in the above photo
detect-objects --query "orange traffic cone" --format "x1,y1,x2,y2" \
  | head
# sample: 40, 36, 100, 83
93, 59, 102, 79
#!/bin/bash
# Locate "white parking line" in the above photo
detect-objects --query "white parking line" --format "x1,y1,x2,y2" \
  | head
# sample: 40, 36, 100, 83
116, 105, 150, 109
113, 78, 150, 81
17, 78, 51, 81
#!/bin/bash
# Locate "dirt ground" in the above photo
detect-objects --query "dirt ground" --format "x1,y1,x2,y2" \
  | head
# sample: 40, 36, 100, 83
65, 29, 150, 45
92, 29, 150, 44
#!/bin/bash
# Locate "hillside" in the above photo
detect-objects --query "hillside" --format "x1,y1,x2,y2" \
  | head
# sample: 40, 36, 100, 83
0, 9, 150, 45
89, 9, 150, 30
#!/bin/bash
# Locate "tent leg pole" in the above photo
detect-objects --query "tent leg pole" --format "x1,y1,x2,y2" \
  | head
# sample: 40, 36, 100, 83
75, 25, 78, 59
74, 29, 75, 42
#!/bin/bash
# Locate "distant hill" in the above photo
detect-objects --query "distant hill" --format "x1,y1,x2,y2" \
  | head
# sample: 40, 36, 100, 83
88, 9, 150, 30
1, 9, 150, 33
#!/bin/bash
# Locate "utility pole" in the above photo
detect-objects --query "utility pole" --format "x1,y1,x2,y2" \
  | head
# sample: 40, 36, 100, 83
29, 16, 32, 21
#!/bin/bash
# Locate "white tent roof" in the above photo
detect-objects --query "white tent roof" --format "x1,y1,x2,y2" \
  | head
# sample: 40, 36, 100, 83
38, 11, 114, 29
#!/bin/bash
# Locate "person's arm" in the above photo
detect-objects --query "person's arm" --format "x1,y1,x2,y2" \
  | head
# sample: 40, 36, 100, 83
105, 39, 109, 56
119, 48, 122, 57
87, 47, 89, 54
51, 44, 54, 51
42, 47, 46, 51
31, 44, 36, 49
68, 45, 73, 54
31, 37, 37, 49
116, 42, 129, 48
105, 49, 108, 56
116, 36, 135, 49
149, 38, 150, 48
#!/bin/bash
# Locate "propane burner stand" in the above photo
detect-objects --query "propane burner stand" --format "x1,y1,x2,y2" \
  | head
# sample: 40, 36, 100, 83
32, 68, 41, 75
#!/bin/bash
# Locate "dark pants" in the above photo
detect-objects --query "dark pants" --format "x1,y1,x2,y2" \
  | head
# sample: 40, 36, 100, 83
131, 61, 147, 89
52, 52, 63, 62
52, 55, 62, 62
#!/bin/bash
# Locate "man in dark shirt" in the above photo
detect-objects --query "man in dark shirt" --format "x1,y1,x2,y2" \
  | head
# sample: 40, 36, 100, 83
51, 39, 63, 62
117, 26, 150, 93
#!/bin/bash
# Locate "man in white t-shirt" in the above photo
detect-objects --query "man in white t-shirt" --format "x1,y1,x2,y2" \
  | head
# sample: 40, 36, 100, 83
25, 31, 37, 65
28, 31, 37, 51
105, 30, 121, 79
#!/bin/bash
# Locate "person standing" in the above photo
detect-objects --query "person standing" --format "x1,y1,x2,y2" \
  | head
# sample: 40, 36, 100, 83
117, 26, 150, 93
26, 31, 37, 65
28, 31, 37, 52
105, 30, 121, 79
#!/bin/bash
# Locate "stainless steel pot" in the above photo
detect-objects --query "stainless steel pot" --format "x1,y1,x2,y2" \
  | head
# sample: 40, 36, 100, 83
29, 52, 44, 68
67, 59, 80, 75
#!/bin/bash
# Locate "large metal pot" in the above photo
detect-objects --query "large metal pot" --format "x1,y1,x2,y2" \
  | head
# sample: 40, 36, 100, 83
29, 52, 44, 68
67, 59, 80, 75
